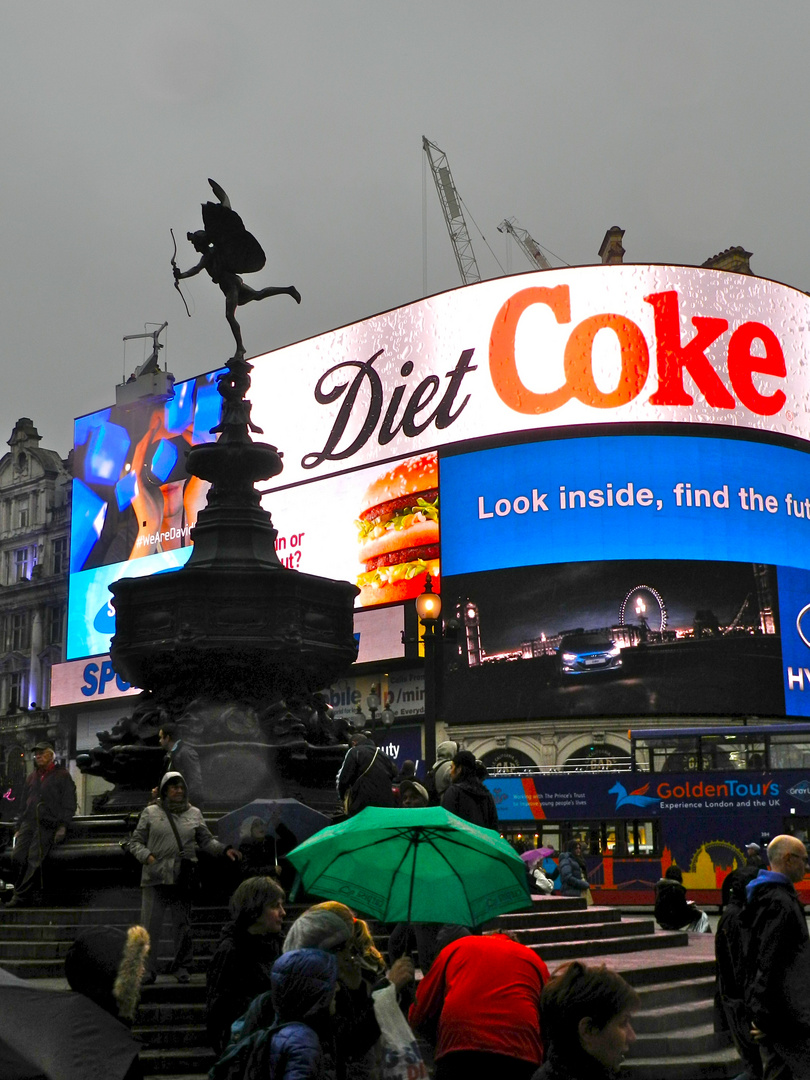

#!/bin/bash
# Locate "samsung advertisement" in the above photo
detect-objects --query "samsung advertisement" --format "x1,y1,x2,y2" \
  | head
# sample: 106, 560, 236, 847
64, 264, 810, 721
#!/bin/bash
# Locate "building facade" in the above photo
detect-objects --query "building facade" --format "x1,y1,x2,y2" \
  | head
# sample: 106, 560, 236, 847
0, 418, 71, 811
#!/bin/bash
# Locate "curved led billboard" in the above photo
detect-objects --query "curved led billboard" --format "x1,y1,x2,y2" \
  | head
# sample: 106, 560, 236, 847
67, 265, 810, 720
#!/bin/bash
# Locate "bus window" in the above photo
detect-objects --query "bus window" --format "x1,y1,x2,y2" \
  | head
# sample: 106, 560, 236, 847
771, 736, 810, 770
657, 739, 699, 773
701, 734, 765, 770
628, 820, 656, 855
633, 745, 651, 772
540, 826, 560, 853
611, 822, 629, 856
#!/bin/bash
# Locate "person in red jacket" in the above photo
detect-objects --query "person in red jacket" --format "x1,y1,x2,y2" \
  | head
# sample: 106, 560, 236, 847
6, 740, 76, 907
409, 929, 549, 1079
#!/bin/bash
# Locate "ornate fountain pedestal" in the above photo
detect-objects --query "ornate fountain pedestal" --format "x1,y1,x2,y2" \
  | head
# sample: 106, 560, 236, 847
79, 356, 358, 811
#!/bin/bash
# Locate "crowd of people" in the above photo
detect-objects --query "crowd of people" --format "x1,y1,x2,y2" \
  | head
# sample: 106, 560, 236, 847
5, 733, 810, 1080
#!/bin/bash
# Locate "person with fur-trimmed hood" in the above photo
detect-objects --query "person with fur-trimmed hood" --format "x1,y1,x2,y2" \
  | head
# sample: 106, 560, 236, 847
64, 924, 151, 1079
128, 771, 241, 983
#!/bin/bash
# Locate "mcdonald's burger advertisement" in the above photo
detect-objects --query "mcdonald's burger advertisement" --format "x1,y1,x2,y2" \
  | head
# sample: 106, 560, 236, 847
65, 265, 810, 721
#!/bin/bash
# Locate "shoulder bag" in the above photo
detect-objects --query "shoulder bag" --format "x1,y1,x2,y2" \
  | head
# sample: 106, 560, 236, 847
162, 806, 198, 898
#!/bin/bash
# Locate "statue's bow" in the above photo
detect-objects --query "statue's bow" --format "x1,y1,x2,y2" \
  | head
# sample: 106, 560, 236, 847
170, 229, 191, 317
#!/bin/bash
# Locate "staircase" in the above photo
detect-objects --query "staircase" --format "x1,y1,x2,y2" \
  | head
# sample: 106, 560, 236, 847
494, 897, 740, 1080
0, 893, 744, 1080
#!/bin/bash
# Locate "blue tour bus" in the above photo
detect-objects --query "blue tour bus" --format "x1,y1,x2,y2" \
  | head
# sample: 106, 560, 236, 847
485, 723, 810, 903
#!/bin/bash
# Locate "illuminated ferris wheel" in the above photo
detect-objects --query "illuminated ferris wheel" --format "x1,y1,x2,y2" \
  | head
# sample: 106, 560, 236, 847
619, 584, 668, 632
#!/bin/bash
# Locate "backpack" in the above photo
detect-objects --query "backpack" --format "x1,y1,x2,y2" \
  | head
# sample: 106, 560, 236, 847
208, 1021, 298, 1080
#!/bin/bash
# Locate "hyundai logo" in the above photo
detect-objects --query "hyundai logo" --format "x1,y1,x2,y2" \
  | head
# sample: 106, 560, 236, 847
797, 603, 810, 649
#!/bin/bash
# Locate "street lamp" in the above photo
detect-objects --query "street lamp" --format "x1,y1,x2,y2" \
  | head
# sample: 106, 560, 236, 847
415, 574, 442, 770
366, 685, 381, 726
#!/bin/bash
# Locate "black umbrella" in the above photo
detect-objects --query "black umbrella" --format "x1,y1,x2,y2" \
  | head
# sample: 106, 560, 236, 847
0, 966, 139, 1080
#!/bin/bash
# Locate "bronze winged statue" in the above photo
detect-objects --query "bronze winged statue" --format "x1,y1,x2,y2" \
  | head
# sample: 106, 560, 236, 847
173, 179, 300, 358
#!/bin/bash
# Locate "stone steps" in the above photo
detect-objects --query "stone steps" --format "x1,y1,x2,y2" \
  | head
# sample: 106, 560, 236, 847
635, 973, 717, 1010
624, 1044, 743, 1080
137, 1002, 206, 1025
612, 950, 740, 1080
497, 905, 621, 929
139, 1045, 217, 1077
137, 1024, 208, 1050
513, 915, 656, 946
526, 927, 689, 962
636, 1021, 728, 1058
0, 895, 746, 1080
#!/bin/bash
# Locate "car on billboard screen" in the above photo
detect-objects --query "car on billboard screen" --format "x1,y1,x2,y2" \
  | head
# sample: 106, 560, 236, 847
557, 632, 622, 676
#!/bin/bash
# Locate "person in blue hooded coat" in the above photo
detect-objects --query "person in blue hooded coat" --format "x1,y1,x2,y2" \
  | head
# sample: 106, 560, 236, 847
212, 949, 338, 1080
267, 949, 339, 1080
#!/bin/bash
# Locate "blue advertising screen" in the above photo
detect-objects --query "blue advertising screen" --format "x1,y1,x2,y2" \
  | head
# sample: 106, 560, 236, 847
440, 433, 810, 574
67, 370, 225, 660
439, 430, 810, 721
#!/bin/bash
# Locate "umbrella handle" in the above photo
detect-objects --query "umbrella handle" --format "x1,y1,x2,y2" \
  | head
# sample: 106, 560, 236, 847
289, 870, 302, 903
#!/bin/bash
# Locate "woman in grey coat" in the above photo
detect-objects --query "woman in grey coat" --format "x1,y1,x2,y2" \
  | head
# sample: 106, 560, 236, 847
129, 771, 241, 982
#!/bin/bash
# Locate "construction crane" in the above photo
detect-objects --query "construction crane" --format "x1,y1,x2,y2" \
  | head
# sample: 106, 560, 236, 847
497, 217, 553, 270
422, 136, 481, 285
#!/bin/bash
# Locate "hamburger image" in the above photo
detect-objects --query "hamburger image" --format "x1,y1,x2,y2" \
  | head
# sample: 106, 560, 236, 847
356, 452, 439, 606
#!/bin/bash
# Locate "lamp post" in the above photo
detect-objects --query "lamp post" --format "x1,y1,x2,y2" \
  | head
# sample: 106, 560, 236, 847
366, 685, 381, 727
415, 574, 442, 770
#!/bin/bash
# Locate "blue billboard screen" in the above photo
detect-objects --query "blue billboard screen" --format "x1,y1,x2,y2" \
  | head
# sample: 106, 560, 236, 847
67, 370, 224, 660
441, 433, 810, 575
440, 430, 810, 721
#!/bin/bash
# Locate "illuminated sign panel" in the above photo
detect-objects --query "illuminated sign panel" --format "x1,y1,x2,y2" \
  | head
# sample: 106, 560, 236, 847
66, 266, 810, 720
50, 656, 141, 707
247, 266, 809, 488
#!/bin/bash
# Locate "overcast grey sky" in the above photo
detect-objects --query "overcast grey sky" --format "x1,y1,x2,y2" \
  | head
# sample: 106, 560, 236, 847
2, 2, 808, 456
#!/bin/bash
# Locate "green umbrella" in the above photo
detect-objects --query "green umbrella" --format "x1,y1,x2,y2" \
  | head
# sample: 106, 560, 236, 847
286, 806, 532, 927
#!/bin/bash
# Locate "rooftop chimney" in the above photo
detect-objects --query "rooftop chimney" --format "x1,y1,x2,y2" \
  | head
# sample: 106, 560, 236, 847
599, 226, 625, 265
701, 246, 753, 275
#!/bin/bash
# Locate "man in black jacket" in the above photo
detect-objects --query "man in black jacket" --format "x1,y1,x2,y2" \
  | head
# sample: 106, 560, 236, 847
336, 734, 397, 816
7, 741, 76, 907
743, 834, 810, 1079
158, 725, 203, 806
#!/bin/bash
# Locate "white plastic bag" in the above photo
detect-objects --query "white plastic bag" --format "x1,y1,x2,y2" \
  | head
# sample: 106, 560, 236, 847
532, 867, 555, 895
371, 983, 428, 1080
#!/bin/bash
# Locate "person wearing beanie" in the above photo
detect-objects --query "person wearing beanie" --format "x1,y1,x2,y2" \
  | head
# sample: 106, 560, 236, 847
128, 771, 241, 983
431, 741, 459, 801
440, 750, 498, 830
399, 779, 430, 808
745, 842, 768, 870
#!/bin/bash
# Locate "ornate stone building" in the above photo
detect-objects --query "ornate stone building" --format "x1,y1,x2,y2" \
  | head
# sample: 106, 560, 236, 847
0, 418, 71, 808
